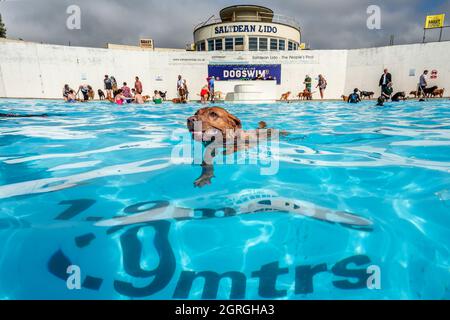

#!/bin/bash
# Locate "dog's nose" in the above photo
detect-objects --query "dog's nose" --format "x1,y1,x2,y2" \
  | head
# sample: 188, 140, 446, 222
187, 116, 196, 124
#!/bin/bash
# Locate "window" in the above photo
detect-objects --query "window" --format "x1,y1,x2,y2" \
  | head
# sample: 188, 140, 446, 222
208, 39, 214, 51
278, 39, 285, 51
234, 37, 244, 51
288, 41, 294, 51
270, 39, 278, 51
215, 38, 223, 51
225, 38, 234, 51
235, 37, 244, 46
259, 38, 268, 51
249, 37, 258, 51
293, 43, 298, 50
197, 42, 205, 51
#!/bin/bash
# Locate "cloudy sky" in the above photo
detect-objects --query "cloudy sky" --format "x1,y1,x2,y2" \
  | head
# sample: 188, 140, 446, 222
0, 0, 449, 49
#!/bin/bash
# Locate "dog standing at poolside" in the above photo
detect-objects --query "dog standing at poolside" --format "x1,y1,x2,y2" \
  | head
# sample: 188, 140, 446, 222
214, 91, 224, 100
98, 89, 105, 100
432, 88, 445, 98
159, 91, 167, 101
360, 91, 374, 99
280, 91, 291, 101
172, 88, 187, 104
298, 89, 313, 100
422, 86, 438, 98
87, 85, 95, 100
409, 90, 418, 98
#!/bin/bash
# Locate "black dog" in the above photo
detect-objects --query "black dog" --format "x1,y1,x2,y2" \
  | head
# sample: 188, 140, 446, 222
422, 86, 438, 98
98, 89, 105, 100
360, 91, 375, 99
391, 92, 406, 102
158, 91, 167, 101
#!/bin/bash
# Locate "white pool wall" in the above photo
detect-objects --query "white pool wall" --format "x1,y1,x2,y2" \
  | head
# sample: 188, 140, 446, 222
0, 39, 448, 100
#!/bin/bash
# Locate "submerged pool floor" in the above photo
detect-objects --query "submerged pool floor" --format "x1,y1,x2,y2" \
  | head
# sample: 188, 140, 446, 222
0, 99, 449, 299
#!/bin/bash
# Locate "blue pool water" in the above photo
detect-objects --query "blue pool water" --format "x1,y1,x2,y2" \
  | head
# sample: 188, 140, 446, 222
0, 98, 449, 300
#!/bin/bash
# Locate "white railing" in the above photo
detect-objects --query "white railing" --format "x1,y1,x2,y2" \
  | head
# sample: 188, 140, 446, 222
194, 12, 301, 30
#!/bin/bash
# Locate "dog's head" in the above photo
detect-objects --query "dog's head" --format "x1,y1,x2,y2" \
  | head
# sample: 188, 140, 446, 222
187, 107, 242, 143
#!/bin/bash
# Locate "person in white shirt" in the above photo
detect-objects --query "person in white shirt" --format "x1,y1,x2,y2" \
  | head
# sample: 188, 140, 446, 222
177, 75, 183, 98
418, 70, 428, 97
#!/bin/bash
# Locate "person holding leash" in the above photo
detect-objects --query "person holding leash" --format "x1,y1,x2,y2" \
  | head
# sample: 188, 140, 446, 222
418, 70, 428, 99
316, 74, 327, 99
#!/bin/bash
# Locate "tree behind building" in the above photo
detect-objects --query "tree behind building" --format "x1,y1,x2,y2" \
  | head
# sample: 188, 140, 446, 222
0, 14, 7, 38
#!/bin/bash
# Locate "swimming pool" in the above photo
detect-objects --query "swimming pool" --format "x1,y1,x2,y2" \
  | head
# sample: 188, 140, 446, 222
0, 98, 449, 300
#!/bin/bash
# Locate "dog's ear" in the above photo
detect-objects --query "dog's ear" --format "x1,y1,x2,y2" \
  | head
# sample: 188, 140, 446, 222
228, 113, 242, 129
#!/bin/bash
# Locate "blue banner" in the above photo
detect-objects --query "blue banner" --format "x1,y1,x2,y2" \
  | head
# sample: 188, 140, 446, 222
208, 64, 281, 85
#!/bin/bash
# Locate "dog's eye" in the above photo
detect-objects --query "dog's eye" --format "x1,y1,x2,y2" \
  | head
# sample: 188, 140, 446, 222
209, 111, 218, 118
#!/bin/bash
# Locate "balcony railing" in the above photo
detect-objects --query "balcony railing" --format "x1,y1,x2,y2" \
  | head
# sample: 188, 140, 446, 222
194, 12, 301, 31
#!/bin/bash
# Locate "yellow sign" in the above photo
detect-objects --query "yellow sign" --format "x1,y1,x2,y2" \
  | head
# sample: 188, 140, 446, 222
140, 39, 154, 49
299, 43, 306, 50
425, 14, 445, 29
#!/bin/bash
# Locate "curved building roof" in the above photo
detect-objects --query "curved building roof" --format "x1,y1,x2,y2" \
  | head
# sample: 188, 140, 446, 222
219, 5, 274, 23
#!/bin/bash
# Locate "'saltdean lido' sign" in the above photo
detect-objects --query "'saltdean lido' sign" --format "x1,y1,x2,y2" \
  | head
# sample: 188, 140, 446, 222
215, 24, 278, 34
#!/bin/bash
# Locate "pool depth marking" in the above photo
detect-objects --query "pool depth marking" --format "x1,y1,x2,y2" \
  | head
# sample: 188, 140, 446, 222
95, 197, 372, 227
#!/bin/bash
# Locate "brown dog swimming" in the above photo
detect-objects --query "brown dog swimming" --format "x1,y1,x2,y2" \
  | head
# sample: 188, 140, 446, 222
187, 107, 284, 187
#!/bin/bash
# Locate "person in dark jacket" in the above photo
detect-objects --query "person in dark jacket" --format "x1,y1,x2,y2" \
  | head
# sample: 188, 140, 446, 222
379, 68, 392, 95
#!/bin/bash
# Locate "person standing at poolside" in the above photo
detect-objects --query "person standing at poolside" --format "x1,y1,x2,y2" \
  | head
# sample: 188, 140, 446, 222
134, 76, 143, 94
183, 79, 189, 101
104, 75, 113, 100
77, 84, 90, 102
62, 84, 72, 101
379, 68, 392, 95
303, 75, 312, 96
208, 76, 215, 102
177, 75, 183, 97
111, 76, 118, 93
418, 70, 428, 98
200, 85, 210, 104
316, 74, 327, 99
